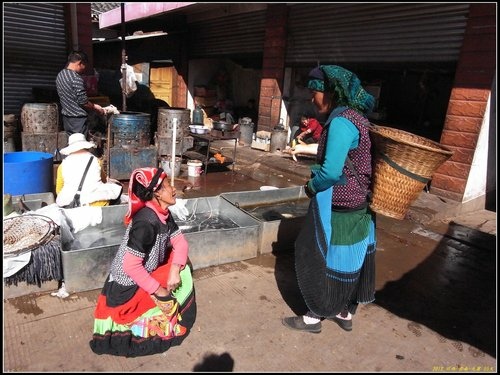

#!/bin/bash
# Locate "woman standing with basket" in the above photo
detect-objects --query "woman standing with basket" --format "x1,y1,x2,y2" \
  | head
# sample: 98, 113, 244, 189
282, 65, 377, 334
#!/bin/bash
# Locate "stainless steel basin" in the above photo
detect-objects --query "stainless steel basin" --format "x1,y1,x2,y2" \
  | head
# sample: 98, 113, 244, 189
221, 186, 309, 254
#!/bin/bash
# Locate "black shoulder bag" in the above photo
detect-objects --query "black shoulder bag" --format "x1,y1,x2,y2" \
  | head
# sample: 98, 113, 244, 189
65, 156, 93, 209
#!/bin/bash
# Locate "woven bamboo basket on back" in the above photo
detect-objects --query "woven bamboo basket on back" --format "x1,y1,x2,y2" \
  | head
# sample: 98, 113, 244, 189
368, 125, 453, 220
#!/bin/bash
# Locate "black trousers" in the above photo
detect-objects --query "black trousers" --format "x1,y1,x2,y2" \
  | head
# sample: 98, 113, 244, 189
63, 115, 88, 137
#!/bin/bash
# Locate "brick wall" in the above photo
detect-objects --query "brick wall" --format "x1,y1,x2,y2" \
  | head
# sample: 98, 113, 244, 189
431, 3, 496, 202
257, 4, 288, 131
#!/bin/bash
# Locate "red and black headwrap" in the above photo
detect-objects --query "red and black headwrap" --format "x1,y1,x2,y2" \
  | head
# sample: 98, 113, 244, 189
124, 167, 168, 225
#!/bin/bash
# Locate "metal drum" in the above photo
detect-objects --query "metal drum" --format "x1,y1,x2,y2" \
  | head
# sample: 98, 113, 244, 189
20, 103, 59, 133
239, 120, 254, 146
157, 107, 191, 138
270, 128, 288, 152
111, 111, 151, 148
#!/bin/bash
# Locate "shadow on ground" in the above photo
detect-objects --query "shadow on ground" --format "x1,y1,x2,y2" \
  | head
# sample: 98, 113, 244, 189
375, 222, 497, 357
272, 248, 308, 317
192, 351, 235, 372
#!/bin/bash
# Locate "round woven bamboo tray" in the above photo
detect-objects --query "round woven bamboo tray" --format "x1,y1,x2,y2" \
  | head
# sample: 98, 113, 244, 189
369, 125, 453, 220
3, 214, 58, 257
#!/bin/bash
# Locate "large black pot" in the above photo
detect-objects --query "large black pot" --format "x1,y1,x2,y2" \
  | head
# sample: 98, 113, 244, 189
212, 121, 234, 131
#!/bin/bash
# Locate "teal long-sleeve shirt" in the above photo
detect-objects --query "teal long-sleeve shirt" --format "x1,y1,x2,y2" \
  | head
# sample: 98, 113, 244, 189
308, 107, 360, 194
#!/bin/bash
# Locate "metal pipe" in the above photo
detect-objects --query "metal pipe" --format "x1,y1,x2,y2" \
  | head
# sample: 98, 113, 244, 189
171, 118, 177, 186
120, 3, 127, 111
107, 115, 112, 178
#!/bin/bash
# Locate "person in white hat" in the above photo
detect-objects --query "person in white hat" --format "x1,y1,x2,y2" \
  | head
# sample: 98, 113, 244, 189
55, 133, 122, 208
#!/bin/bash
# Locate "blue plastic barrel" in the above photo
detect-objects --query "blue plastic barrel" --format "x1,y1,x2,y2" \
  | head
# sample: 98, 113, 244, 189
4, 151, 54, 196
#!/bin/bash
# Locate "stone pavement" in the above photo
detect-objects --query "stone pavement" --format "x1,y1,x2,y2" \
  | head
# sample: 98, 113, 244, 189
3, 143, 497, 372
3, 211, 496, 371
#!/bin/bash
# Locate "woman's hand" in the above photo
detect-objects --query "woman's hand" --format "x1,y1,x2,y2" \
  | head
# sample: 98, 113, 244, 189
304, 181, 315, 199
154, 286, 171, 298
166, 263, 182, 292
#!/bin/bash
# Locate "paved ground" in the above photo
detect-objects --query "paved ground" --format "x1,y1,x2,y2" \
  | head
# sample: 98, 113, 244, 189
3, 143, 497, 372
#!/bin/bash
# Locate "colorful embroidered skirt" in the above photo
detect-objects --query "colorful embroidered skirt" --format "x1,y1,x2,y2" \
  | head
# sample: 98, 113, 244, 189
295, 187, 376, 317
89, 262, 196, 357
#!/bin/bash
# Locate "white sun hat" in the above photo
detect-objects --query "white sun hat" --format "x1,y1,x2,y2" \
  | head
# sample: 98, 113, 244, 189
60, 133, 96, 155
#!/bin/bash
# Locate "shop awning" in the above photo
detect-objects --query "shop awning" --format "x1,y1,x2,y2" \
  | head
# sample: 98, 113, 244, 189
99, 2, 195, 29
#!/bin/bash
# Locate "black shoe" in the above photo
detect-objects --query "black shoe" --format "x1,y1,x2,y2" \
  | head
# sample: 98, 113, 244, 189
282, 316, 322, 333
328, 316, 353, 331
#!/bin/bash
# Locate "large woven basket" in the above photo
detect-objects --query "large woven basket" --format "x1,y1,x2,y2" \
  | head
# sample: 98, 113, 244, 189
369, 125, 453, 220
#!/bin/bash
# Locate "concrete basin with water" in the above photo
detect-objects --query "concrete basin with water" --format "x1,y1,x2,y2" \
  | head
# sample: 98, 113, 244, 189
61, 196, 260, 293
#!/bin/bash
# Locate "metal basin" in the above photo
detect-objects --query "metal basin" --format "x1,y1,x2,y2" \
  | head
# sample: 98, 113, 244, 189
172, 196, 260, 269
212, 121, 234, 131
60, 196, 261, 293
221, 186, 309, 254
11, 192, 55, 213
61, 204, 128, 293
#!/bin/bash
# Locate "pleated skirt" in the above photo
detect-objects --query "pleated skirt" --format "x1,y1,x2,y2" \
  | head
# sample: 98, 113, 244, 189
295, 187, 376, 317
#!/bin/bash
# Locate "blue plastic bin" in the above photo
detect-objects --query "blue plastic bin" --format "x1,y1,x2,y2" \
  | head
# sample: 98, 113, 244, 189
4, 151, 54, 196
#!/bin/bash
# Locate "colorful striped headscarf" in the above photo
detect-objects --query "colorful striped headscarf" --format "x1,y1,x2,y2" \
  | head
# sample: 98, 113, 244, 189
125, 167, 168, 225
308, 65, 375, 115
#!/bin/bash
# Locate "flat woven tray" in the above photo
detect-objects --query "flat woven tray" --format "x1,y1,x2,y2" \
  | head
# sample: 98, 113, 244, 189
3, 214, 58, 258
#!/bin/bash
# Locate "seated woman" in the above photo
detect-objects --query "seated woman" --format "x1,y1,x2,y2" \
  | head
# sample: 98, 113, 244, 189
55, 133, 122, 208
89, 167, 197, 357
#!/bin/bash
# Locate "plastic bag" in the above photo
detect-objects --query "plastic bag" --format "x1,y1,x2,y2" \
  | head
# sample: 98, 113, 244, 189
119, 64, 137, 98
103, 104, 120, 115
169, 198, 189, 221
